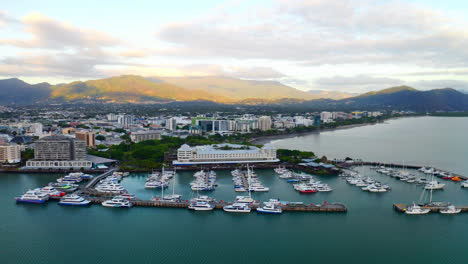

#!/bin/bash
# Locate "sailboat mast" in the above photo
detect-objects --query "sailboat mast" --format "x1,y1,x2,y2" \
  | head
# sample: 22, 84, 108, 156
430, 171, 433, 203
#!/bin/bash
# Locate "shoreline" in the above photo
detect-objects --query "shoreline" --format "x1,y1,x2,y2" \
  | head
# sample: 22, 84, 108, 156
250, 122, 382, 145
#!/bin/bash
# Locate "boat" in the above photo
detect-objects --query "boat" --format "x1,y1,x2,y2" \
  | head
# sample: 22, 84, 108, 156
461, 180, 468, 188
439, 205, 461, 214
15, 190, 49, 204
118, 193, 136, 200
424, 181, 445, 190
102, 197, 133, 208
41, 186, 66, 197
58, 194, 91, 206
188, 201, 214, 211
405, 203, 430, 215
235, 196, 254, 203
223, 203, 251, 213
256, 203, 282, 214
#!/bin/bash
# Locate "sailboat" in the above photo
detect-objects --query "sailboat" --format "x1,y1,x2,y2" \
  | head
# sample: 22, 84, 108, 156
236, 165, 255, 204
153, 168, 182, 202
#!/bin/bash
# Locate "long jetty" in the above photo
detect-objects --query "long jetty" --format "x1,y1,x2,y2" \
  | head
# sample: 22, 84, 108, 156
394, 204, 468, 213
85, 196, 347, 212
83, 168, 117, 190
344, 161, 466, 179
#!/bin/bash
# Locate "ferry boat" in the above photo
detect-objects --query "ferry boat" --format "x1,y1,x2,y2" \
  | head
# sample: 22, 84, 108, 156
405, 203, 430, 215
223, 203, 251, 213
439, 205, 461, 214
102, 198, 133, 208
58, 194, 91, 206
188, 201, 214, 211
256, 203, 282, 214
15, 190, 49, 204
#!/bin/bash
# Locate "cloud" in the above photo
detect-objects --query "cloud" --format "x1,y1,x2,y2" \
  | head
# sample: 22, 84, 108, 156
0, 12, 119, 49
155, 0, 468, 68
313, 74, 405, 92
409, 79, 468, 90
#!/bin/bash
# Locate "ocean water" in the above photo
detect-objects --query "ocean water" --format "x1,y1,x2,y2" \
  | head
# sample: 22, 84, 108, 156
1, 116, 468, 264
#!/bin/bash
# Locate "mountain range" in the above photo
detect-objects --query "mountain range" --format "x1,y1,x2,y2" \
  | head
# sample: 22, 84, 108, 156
0, 75, 467, 111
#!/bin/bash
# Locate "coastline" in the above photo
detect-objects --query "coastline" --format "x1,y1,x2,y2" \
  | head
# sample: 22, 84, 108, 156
250, 122, 382, 145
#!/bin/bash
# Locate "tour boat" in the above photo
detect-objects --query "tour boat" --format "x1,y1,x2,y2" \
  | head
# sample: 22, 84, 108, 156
188, 201, 214, 211
223, 203, 251, 213
298, 186, 317, 193
15, 190, 49, 204
439, 205, 461, 214
248, 186, 270, 192
405, 203, 430, 215
102, 197, 133, 208
256, 203, 282, 214
58, 194, 91, 206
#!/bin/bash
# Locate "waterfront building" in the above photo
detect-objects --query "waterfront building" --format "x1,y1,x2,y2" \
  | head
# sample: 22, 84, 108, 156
258, 116, 272, 131
174, 143, 279, 165
26, 136, 91, 169
130, 130, 162, 143
75, 131, 96, 148
0, 143, 21, 163
320, 112, 333, 123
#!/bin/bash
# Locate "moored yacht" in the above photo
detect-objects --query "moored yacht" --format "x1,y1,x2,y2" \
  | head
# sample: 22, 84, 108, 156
102, 197, 132, 208
439, 205, 461, 214
223, 203, 251, 213
188, 201, 214, 211
58, 194, 91, 206
424, 181, 445, 190
256, 203, 282, 214
405, 203, 430, 215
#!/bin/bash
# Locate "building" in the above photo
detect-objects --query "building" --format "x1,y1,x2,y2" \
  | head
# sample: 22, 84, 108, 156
107, 113, 118, 121
320, 112, 333, 123
165, 117, 177, 131
62, 127, 76, 135
0, 143, 21, 163
75, 131, 96, 148
130, 130, 162, 143
26, 136, 91, 169
258, 116, 272, 131
174, 143, 279, 165
118, 115, 134, 127
197, 120, 229, 133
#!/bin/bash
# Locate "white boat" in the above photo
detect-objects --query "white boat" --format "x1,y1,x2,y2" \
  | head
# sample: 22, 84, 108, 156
461, 180, 468, 188
188, 201, 214, 211
102, 198, 132, 208
439, 205, 461, 214
15, 190, 49, 204
190, 195, 215, 203
223, 203, 251, 213
405, 203, 430, 215
256, 203, 282, 214
424, 181, 445, 190
58, 194, 90, 206
248, 186, 270, 192
235, 196, 254, 203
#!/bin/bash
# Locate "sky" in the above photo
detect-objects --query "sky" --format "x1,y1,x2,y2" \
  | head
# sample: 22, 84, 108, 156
1, 0, 468, 93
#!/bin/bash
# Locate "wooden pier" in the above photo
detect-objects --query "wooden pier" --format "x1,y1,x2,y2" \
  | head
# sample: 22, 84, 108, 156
393, 204, 468, 213
85, 196, 347, 212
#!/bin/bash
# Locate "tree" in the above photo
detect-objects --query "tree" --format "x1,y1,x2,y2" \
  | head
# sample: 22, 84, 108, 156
96, 135, 106, 141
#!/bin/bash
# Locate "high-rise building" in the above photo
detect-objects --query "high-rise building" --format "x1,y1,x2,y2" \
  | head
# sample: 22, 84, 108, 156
165, 117, 177, 131
75, 131, 96, 148
258, 116, 272, 131
107, 113, 118, 121
0, 143, 21, 163
118, 115, 134, 127
26, 136, 91, 169
197, 120, 229, 133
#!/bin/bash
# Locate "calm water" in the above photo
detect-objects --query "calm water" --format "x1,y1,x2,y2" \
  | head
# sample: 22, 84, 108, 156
2, 116, 468, 264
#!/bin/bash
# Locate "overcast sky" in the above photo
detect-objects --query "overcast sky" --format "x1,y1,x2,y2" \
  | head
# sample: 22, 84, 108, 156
1, 0, 468, 92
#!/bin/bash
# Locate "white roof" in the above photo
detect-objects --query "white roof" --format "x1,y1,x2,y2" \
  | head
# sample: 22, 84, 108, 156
179, 144, 192, 151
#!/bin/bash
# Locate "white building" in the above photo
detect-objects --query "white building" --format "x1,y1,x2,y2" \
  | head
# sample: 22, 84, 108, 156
174, 143, 279, 165
130, 130, 162, 143
165, 117, 177, 131
258, 116, 272, 131
107, 113, 118, 121
118, 115, 134, 126
320, 112, 333, 123
0, 143, 21, 163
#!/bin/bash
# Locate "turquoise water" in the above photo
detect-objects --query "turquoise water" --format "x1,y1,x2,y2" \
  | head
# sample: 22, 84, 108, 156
2, 116, 468, 264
